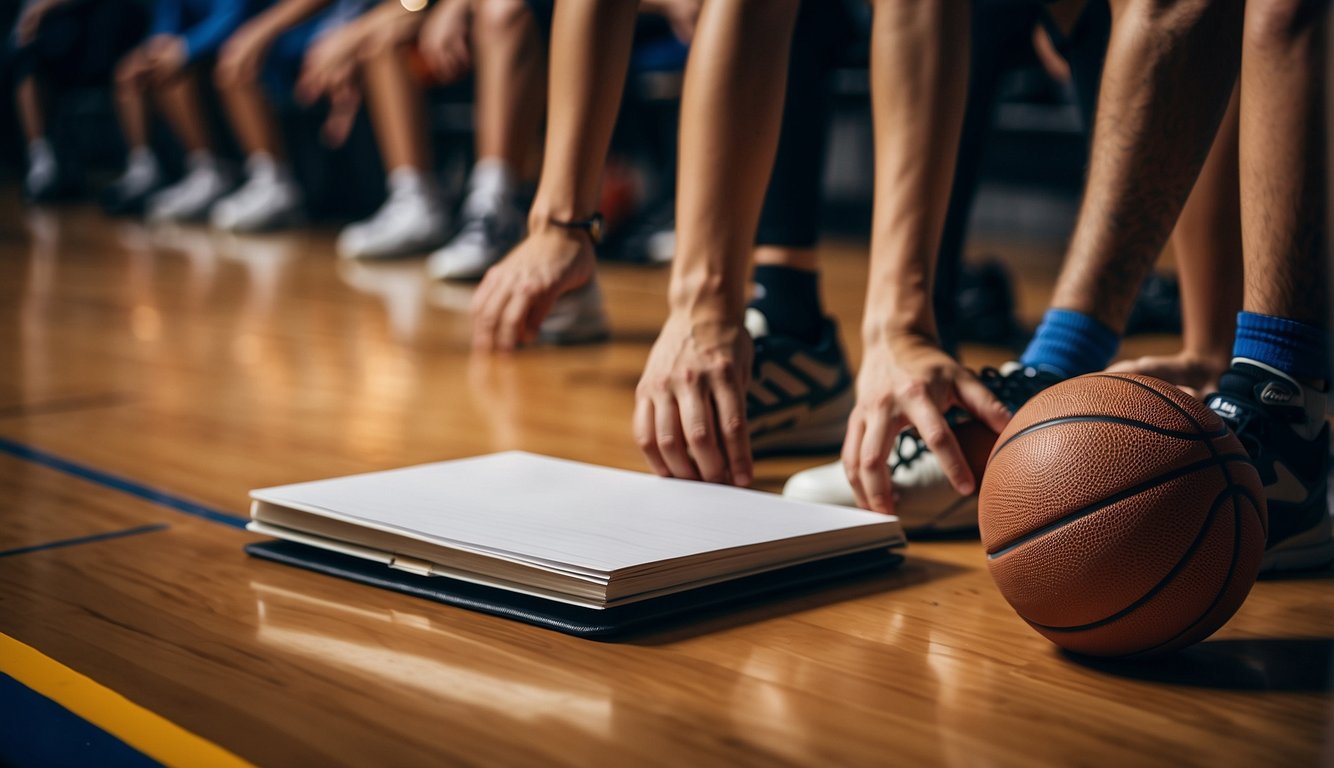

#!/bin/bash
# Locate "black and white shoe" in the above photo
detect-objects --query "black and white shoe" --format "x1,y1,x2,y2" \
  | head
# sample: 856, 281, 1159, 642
1206, 358, 1333, 573
782, 361, 1063, 532
745, 308, 854, 456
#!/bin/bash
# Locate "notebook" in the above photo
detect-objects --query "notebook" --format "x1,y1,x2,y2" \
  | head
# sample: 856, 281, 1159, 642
245, 452, 906, 634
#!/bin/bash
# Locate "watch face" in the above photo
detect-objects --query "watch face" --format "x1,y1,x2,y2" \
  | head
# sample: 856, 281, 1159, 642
589, 215, 605, 244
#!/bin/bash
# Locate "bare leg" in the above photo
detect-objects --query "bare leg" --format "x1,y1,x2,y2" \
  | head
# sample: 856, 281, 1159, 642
218, 81, 285, 161
115, 56, 153, 151
1239, 0, 1327, 327
471, 0, 546, 179
152, 69, 214, 153
363, 46, 430, 172
1050, 0, 1243, 332
17, 77, 44, 141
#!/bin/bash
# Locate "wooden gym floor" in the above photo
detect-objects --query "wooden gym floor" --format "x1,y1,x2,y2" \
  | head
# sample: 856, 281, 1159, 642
1, 194, 1331, 766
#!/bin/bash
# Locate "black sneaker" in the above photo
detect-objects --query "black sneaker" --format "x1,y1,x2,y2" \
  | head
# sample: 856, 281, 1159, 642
745, 308, 854, 456
1206, 359, 1333, 573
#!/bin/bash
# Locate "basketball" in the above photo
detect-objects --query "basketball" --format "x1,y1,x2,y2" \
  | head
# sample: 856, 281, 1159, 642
978, 373, 1267, 658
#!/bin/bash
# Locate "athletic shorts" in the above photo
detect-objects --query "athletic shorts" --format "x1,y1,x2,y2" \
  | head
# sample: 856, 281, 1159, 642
10, 0, 148, 87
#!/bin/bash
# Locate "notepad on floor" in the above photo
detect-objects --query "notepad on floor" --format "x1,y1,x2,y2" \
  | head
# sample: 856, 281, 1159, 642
247, 451, 905, 615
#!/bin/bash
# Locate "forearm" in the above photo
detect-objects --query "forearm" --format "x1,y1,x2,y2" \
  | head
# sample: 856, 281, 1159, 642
248, 0, 337, 38
1052, 0, 1242, 331
528, 0, 638, 225
670, 0, 800, 322
864, 0, 970, 344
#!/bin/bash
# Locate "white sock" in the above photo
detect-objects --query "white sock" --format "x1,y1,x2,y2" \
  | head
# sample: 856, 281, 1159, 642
123, 147, 160, 188
468, 157, 516, 198
27, 138, 55, 184
245, 152, 290, 185
387, 166, 426, 195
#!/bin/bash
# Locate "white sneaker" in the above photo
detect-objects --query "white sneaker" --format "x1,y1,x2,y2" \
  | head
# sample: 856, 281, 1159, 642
428, 159, 525, 280
782, 362, 1063, 534
24, 138, 58, 200
537, 278, 610, 345
783, 436, 981, 534
146, 153, 234, 223
211, 154, 303, 232
337, 167, 447, 259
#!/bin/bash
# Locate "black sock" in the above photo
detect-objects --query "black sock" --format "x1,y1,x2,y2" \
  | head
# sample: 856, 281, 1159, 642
750, 265, 824, 344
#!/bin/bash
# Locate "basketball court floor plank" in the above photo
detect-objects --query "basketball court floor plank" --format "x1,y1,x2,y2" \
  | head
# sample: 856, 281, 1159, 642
2, 199, 1331, 766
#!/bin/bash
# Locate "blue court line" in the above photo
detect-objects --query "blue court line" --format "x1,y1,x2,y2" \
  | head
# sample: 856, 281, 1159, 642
0, 672, 162, 768
0, 524, 170, 559
0, 437, 248, 529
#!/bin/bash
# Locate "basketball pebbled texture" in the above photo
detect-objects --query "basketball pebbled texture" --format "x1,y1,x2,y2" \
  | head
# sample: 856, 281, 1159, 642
978, 373, 1267, 658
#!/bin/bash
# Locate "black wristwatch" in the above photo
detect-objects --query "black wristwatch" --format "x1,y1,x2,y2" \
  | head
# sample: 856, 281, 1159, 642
548, 212, 605, 245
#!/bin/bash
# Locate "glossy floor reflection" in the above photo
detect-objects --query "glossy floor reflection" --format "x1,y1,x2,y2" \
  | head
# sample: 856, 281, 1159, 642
1, 198, 1331, 766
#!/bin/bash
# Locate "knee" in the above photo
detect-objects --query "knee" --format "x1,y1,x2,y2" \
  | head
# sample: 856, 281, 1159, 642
1245, 0, 1329, 47
472, 0, 532, 37
114, 54, 141, 88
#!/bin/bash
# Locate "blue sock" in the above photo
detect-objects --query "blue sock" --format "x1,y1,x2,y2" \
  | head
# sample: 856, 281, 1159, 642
1233, 311, 1330, 383
1019, 308, 1120, 378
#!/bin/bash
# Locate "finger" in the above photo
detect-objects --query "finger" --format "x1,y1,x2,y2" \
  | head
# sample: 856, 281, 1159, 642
901, 396, 975, 497
709, 363, 752, 487
471, 274, 507, 351
842, 415, 869, 510
654, 395, 700, 481
857, 407, 899, 515
676, 379, 726, 483
521, 288, 558, 347
496, 284, 534, 351
634, 396, 670, 477
956, 375, 1012, 435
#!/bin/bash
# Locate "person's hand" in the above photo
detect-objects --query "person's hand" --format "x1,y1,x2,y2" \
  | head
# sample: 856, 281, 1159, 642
143, 35, 188, 83
296, 26, 359, 104
216, 21, 276, 88
1107, 351, 1227, 400
635, 313, 753, 486
361, 9, 425, 59
842, 333, 1011, 514
418, 0, 471, 83
471, 226, 597, 351
641, 0, 700, 42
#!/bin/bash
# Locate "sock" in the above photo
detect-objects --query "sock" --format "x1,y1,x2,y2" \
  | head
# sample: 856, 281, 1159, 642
749, 265, 824, 344
186, 149, 217, 173
1233, 311, 1329, 384
1019, 308, 1119, 378
463, 158, 517, 218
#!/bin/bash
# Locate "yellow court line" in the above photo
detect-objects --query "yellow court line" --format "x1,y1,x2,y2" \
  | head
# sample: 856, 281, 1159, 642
0, 632, 253, 768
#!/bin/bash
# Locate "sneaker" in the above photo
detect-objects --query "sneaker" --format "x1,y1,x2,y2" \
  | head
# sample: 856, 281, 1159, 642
427, 161, 524, 280
536, 278, 611, 345
746, 308, 855, 457
146, 155, 234, 223
1206, 359, 1333, 573
24, 138, 60, 202
211, 155, 303, 232
103, 148, 162, 215
782, 361, 1062, 532
337, 168, 447, 259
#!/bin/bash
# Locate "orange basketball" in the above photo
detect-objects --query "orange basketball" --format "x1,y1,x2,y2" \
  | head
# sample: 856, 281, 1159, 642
978, 373, 1267, 658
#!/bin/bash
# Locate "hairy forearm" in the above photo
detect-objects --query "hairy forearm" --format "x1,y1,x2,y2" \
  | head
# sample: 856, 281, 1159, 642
529, 0, 638, 225
669, 0, 800, 322
1052, 0, 1242, 330
863, 0, 970, 344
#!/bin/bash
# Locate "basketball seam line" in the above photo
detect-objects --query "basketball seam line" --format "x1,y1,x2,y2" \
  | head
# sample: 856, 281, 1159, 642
1087, 374, 1264, 655
1121, 486, 1262, 656
985, 453, 1252, 559
1024, 487, 1235, 633
991, 414, 1229, 464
